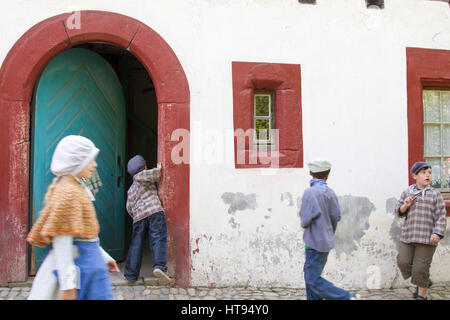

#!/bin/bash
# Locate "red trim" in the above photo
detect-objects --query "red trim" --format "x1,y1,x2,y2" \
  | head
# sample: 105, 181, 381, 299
0, 11, 190, 286
406, 47, 450, 217
232, 62, 303, 168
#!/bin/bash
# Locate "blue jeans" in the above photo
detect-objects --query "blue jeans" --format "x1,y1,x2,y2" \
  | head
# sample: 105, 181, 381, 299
124, 211, 168, 281
304, 248, 353, 300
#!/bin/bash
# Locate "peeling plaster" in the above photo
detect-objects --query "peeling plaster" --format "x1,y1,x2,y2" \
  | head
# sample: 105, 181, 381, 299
386, 197, 398, 218
264, 208, 271, 220
441, 229, 450, 246
206, 191, 445, 288
221, 192, 258, 231
221, 192, 257, 215
193, 238, 200, 255
281, 192, 294, 207
228, 216, 240, 229
295, 195, 302, 216
387, 197, 402, 249
334, 195, 376, 257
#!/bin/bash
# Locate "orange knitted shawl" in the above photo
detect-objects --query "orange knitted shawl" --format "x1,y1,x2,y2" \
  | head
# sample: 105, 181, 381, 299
27, 176, 100, 247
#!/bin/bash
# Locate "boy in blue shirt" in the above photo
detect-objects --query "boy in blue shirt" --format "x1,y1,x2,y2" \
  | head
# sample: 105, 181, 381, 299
299, 159, 358, 300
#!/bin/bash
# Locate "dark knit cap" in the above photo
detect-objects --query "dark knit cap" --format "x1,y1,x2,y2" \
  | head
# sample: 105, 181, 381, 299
127, 155, 146, 176
410, 161, 431, 175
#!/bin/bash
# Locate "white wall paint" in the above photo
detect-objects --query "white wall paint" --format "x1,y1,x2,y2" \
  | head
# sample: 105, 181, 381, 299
1, 0, 449, 288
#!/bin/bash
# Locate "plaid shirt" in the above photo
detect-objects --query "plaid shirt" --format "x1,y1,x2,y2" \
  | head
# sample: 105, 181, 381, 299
394, 186, 447, 245
81, 169, 102, 196
126, 168, 164, 223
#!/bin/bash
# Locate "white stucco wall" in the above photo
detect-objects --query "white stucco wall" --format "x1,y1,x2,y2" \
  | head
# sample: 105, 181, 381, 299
1, 0, 449, 289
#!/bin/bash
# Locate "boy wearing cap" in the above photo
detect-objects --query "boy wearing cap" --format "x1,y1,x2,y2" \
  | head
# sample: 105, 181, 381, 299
124, 155, 173, 285
394, 161, 447, 300
299, 159, 357, 300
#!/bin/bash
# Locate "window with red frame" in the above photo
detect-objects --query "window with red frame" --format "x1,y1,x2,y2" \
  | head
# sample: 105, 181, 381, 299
406, 47, 450, 216
232, 61, 303, 169
422, 89, 450, 190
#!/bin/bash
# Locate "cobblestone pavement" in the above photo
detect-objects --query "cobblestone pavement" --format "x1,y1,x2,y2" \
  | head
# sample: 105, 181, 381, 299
1, 278, 450, 300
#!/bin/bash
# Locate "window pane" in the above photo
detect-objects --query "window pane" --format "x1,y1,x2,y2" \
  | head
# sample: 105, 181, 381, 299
423, 90, 440, 122
255, 95, 270, 117
426, 158, 442, 189
255, 119, 270, 141
443, 158, 450, 189
442, 91, 450, 123
424, 125, 441, 156
444, 125, 450, 155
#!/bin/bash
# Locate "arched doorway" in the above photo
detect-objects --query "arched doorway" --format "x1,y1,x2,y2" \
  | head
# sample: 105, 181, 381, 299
0, 11, 190, 286
31, 47, 128, 271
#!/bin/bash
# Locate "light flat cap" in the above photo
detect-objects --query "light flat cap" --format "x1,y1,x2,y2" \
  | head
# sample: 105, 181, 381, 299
307, 159, 332, 173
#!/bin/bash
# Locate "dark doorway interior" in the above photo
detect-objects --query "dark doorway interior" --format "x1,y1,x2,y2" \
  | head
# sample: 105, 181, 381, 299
74, 43, 158, 273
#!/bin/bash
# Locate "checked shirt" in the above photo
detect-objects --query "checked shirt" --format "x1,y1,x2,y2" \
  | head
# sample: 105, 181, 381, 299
394, 186, 447, 245
126, 168, 164, 223
81, 169, 102, 195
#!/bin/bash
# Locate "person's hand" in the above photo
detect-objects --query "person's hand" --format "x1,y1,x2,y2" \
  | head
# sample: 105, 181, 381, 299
107, 260, 120, 274
157, 162, 163, 181
430, 234, 441, 245
61, 289, 77, 300
400, 196, 414, 213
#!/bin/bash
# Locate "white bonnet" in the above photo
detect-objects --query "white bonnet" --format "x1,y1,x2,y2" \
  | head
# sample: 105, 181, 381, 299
307, 159, 332, 173
50, 135, 99, 177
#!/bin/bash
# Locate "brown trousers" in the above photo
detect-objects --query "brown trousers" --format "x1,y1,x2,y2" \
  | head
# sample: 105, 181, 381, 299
397, 242, 436, 288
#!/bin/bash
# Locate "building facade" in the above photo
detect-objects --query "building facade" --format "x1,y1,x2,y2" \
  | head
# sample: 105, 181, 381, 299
0, 0, 449, 289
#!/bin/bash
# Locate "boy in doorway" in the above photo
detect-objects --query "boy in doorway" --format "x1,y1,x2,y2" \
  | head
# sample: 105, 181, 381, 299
124, 155, 173, 285
395, 161, 447, 300
299, 159, 358, 300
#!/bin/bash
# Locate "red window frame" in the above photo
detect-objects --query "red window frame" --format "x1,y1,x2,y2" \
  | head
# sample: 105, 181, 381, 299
406, 47, 450, 216
232, 61, 303, 169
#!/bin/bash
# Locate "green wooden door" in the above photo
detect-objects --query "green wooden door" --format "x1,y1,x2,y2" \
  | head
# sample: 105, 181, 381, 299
31, 48, 126, 270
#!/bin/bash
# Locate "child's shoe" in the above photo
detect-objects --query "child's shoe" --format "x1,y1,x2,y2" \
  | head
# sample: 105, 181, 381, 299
153, 268, 174, 285
412, 280, 432, 299
413, 286, 418, 299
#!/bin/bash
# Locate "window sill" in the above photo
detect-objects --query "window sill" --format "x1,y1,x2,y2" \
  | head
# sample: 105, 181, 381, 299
235, 149, 302, 169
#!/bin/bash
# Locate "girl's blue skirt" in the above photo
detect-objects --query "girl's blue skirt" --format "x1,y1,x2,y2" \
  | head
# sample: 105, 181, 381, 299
53, 240, 114, 300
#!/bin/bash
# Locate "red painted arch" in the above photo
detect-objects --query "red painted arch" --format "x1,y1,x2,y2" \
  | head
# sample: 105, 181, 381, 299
0, 11, 190, 286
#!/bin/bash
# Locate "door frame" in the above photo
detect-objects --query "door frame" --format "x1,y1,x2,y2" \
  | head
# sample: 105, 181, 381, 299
0, 11, 190, 286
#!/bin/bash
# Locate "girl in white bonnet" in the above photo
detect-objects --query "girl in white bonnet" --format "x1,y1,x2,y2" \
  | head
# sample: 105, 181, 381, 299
27, 135, 119, 300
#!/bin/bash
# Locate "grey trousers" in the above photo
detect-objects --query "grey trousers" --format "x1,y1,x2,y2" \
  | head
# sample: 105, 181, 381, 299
397, 241, 436, 288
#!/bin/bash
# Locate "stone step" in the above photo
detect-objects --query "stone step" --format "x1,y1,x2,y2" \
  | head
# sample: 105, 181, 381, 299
111, 275, 160, 286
